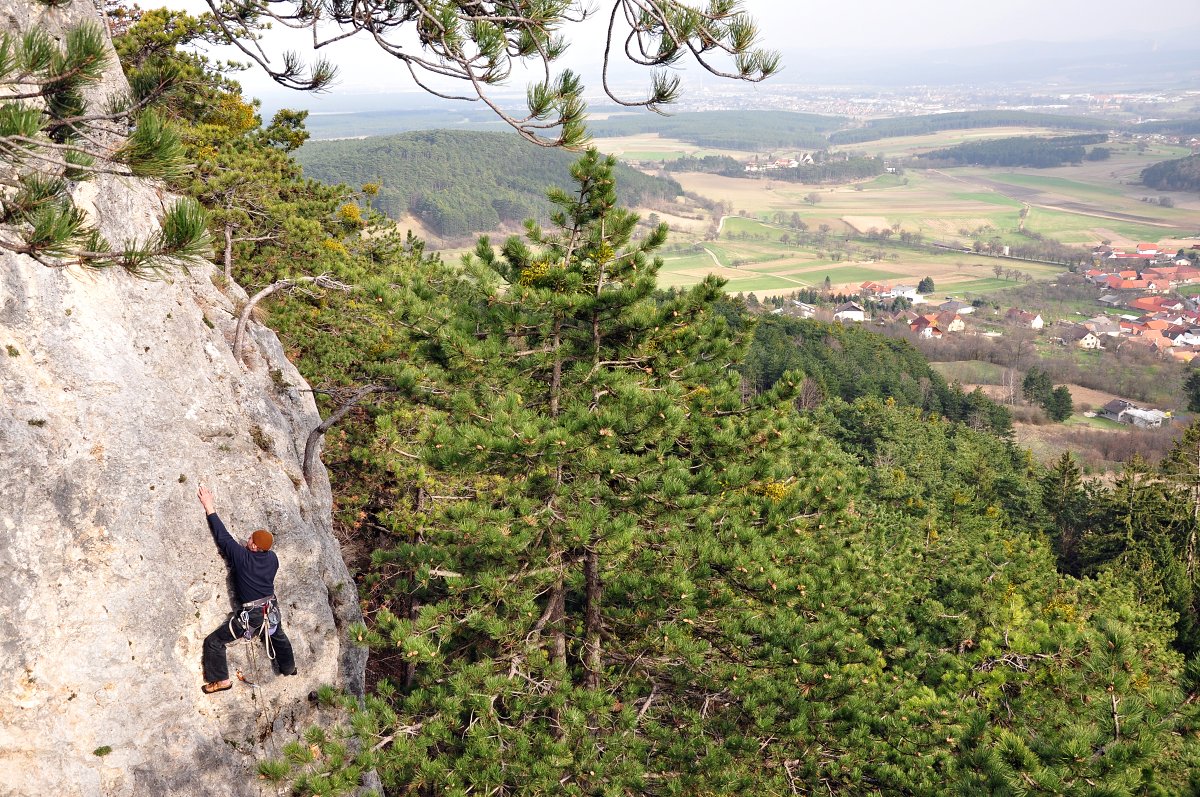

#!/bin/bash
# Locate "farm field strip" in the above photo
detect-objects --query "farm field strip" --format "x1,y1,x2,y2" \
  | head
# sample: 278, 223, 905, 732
428, 129, 1200, 303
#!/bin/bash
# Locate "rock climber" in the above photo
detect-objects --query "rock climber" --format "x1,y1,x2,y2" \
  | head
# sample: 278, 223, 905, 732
197, 485, 297, 694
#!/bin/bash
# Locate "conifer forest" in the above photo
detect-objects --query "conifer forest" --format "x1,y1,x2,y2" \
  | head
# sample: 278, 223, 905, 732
21, 4, 1200, 794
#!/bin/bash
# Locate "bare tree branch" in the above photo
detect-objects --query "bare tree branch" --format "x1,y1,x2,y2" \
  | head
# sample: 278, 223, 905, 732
232, 274, 350, 364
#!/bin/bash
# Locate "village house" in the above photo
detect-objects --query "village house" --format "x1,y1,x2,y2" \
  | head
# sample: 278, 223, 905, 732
1126, 407, 1169, 428
1147, 332, 1176, 352
937, 300, 975, 315
1168, 326, 1200, 346
771, 300, 817, 319
1082, 315, 1123, 337
1104, 275, 1152, 291
1053, 325, 1101, 349
1099, 399, 1168, 427
1108, 252, 1156, 264
833, 301, 866, 323
1129, 296, 1186, 314
1101, 399, 1136, 422
1099, 396, 1166, 427
1170, 346, 1200, 363
909, 314, 942, 338
1005, 308, 1044, 329
936, 311, 966, 332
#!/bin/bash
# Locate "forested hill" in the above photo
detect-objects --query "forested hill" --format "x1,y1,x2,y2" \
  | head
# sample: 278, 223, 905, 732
294, 130, 681, 239
1141, 153, 1200, 192
587, 109, 1115, 153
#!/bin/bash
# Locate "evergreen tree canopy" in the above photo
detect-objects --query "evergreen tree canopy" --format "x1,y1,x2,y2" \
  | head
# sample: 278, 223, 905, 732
253, 153, 1200, 795
1046, 385, 1073, 422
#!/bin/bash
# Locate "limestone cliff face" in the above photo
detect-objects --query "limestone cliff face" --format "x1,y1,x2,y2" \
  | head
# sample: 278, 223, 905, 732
0, 2, 366, 795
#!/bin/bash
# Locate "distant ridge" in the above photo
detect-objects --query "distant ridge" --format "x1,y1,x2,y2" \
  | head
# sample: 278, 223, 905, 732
588, 110, 843, 150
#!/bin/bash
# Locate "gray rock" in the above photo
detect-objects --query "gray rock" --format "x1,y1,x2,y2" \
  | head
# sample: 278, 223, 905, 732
0, 2, 367, 795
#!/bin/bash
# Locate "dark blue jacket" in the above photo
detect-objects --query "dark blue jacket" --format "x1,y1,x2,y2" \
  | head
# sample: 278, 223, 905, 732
206, 512, 278, 604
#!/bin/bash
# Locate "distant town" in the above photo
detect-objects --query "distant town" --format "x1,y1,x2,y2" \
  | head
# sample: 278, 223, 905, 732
670, 82, 1200, 128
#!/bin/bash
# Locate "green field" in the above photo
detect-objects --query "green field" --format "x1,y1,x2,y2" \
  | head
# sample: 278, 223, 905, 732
930, 360, 1008, 384
1064, 414, 1124, 430
798, 265, 913, 283
657, 253, 713, 271
722, 217, 783, 237
985, 172, 1126, 200
951, 191, 1024, 207
860, 174, 909, 190
947, 278, 1022, 294
1023, 206, 1182, 245
755, 259, 840, 274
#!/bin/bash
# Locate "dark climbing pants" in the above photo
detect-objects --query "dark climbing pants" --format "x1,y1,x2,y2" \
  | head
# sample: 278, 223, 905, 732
202, 610, 296, 683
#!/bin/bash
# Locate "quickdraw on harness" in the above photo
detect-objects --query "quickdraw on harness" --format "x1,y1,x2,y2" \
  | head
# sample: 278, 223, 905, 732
229, 594, 281, 661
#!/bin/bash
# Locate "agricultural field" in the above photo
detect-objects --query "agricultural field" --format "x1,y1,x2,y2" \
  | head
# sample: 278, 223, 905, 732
591, 133, 756, 163
599, 129, 1199, 300
426, 127, 1199, 302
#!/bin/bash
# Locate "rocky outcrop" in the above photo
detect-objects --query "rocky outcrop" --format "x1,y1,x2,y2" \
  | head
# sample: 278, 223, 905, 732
0, 2, 366, 795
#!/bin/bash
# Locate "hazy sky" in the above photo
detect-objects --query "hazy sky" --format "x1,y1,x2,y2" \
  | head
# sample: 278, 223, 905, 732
752, 0, 1196, 50
169, 0, 1199, 101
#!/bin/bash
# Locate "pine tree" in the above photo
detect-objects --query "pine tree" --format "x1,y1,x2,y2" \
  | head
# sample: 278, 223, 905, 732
1045, 384, 1073, 421
1041, 452, 1088, 574
337, 150, 859, 793
0, 16, 209, 272
1021, 366, 1053, 405
1185, 370, 1200, 413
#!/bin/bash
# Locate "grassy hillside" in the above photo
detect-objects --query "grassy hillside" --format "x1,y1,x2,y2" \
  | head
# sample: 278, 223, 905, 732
294, 130, 682, 239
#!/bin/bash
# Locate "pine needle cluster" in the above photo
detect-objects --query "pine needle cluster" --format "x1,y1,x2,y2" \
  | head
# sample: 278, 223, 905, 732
0, 18, 209, 274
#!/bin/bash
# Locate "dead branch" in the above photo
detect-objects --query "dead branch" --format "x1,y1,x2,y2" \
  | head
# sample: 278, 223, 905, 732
302, 383, 398, 486
233, 274, 351, 365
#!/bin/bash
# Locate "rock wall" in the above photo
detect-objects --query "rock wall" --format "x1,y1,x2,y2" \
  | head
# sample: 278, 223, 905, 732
0, 2, 366, 795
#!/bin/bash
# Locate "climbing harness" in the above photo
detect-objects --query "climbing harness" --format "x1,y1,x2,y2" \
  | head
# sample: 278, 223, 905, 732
227, 594, 282, 662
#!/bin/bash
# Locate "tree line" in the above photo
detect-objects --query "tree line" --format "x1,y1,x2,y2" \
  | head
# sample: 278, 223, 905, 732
1142, 153, 1200, 192
665, 152, 885, 185
587, 110, 840, 150
917, 134, 1109, 168
828, 110, 1109, 145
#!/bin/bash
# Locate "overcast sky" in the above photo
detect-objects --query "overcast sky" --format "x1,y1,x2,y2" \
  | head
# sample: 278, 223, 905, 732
754, 0, 1196, 50
170, 0, 1199, 103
